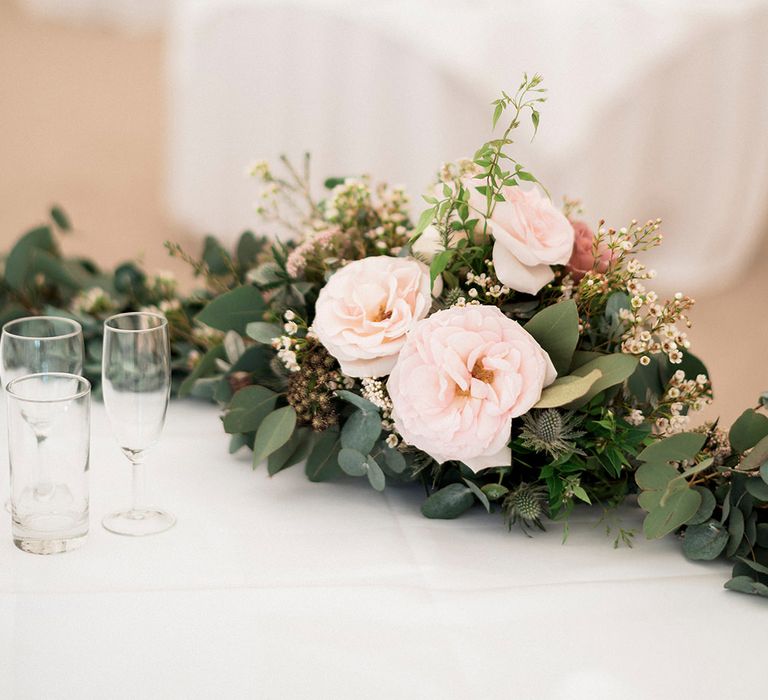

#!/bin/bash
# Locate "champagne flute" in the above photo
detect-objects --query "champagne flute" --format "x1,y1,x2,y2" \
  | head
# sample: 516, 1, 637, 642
1, 316, 84, 512
101, 311, 175, 536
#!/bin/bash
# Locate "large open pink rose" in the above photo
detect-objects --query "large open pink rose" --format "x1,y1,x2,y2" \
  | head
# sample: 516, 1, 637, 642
470, 184, 574, 295
312, 256, 433, 378
387, 305, 556, 471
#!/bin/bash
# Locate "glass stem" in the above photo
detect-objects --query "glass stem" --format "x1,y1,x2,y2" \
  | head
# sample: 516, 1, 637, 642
130, 458, 146, 515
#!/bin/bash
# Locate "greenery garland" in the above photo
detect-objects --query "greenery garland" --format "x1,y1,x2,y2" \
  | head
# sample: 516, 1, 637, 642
5, 75, 767, 599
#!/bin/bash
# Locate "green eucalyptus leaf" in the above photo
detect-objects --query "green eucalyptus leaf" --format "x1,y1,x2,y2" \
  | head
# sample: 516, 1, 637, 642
635, 461, 679, 511
335, 390, 379, 414
745, 477, 768, 502
50, 205, 71, 231
724, 575, 768, 596
196, 286, 266, 334
252, 406, 297, 466
236, 231, 262, 270
569, 350, 603, 371
687, 487, 717, 525
421, 483, 475, 520
223, 386, 278, 434
566, 354, 638, 408
338, 448, 368, 476
642, 488, 701, 539
637, 432, 706, 463
533, 370, 601, 408
246, 321, 282, 344
228, 433, 249, 455
305, 429, 342, 482
756, 524, 768, 548
366, 456, 386, 491
178, 344, 226, 398
341, 409, 381, 454
382, 447, 406, 474
5, 226, 57, 290
202, 235, 231, 275
726, 507, 745, 558
729, 409, 768, 454
523, 300, 579, 376
463, 479, 490, 512
266, 427, 314, 476
741, 435, 768, 471
736, 556, 768, 576
682, 520, 728, 560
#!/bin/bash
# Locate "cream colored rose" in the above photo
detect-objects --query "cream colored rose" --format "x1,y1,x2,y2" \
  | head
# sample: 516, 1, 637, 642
470, 185, 574, 295
312, 256, 433, 378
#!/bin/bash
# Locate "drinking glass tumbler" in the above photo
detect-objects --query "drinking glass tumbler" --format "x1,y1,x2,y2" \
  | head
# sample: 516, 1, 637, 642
101, 312, 174, 536
6, 373, 91, 554
1, 316, 84, 513
0, 316, 84, 385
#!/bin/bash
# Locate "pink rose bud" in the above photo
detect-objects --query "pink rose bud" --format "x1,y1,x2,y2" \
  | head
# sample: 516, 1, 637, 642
566, 220, 613, 282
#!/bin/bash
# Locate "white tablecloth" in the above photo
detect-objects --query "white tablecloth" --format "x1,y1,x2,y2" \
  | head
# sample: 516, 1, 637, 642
1, 400, 765, 699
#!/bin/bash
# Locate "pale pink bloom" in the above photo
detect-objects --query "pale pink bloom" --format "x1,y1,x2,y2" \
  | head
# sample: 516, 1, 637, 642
469, 184, 574, 295
566, 220, 613, 281
312, 256, 433, 378
387, 305, 556, 471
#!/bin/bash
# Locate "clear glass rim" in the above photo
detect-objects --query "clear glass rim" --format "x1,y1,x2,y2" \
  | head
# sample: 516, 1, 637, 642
104, 311, 168, 333
1, 315, 82, 341
6, 372, 91, 403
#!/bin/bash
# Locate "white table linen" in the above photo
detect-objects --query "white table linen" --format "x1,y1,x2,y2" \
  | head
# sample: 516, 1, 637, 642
1, 399, 765, 699
166, 0, 768, 294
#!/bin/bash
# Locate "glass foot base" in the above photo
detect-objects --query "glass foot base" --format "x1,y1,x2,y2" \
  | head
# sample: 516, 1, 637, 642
102, 508, 176, 537
14, 533, 87, 555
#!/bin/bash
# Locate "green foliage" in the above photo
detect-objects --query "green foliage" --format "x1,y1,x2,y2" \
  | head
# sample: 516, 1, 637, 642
195, 286, 266, 334
421, 483, 475, 519
524, 300, 579, 376
252, 406, 297, 466
729, 409, 768, 454
222, 386, 277, 434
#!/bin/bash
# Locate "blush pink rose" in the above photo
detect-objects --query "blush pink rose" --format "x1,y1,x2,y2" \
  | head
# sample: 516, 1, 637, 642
469, 184, 574, 295
312, 256, 433, 378
387, 305, 556, 471
566, 220, 613, 281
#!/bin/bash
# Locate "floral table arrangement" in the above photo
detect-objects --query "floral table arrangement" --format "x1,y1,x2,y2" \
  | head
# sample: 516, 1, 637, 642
6, 75, 768, 598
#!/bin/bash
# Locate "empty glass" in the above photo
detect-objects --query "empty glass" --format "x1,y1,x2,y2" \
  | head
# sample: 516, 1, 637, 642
1, 316, 84, 512
6, 373, 91, 554
101, 311, 174, 536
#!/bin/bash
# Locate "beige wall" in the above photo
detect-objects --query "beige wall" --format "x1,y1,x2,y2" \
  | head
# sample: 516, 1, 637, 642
0, 2, 766, 425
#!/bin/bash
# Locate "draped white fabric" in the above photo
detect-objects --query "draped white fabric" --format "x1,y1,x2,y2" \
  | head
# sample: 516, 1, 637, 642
166, 0, 768, 294
1, 399, 764, 698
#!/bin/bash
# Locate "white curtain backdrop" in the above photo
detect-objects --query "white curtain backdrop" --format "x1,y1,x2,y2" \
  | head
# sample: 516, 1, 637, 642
165, 0, 768, 294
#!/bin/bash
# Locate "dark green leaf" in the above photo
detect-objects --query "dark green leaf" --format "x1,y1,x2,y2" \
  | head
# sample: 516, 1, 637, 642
236, 231, 262, 270
202, 235, 231, 275
5, 226, 57, 290
742, 435, 768, 471
429, 249, 454, 287
726, 507, 745, 558
178, 345, 226, 398
724, 575, 768, 596
245, 321, 282, 344
252, 406, 297, 465
335, 390, 379, 414
366, 456, 386, 491
637, 432, 706, 464
341, 409, 381, 454
305, 429, 342, 482
382, 447, 406, 474
524, 300, 579, 376
682, 520, 728, 560
267, 427, 314, 476
729, 409, 768, 454
222, 385, 277, 434
463, 479, 490, 512
687, 487, 716, 525
196, 285, 266, 334
338, 448, 368, 476
421, 483, 474, 519
50, 205, 71, 231
745, 477, 768, 502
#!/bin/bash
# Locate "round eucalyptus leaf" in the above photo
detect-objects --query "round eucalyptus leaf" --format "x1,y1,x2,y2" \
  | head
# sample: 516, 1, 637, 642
341, 409, 381, 454
421, 483, 474, 520
366, 457, 386, 491
682, 520, 728, 560
726, 507, 746, 558
687, 487, 717, 525
338, 448, 367, 477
